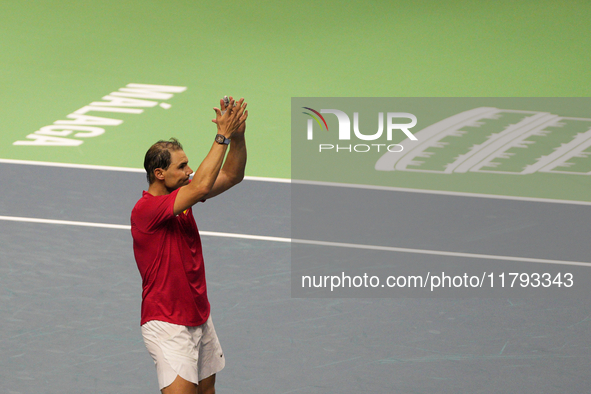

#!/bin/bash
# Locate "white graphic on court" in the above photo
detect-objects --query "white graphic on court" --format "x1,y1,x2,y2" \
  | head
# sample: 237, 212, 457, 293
13, 83, 187, 146
375, 107, 591, 176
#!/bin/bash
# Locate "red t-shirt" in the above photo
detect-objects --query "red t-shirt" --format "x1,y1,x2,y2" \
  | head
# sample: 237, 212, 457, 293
130, 188, 210, 326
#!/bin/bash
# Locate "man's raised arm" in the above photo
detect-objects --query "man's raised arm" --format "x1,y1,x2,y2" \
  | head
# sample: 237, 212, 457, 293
173, 98, 248, 215
202, 106, 248, 200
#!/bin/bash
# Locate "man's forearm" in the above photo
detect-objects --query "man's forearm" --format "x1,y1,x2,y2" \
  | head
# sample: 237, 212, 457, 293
189, 142, 229, 193
220, 135, 247, 184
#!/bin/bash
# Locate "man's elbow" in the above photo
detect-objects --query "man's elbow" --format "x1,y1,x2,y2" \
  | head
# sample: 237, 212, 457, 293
218, 169, 244, 189
229, 174, 244, 186
191, 183, 212, 201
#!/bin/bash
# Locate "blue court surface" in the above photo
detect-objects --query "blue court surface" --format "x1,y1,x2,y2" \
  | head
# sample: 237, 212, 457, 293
1, 162, 590, 394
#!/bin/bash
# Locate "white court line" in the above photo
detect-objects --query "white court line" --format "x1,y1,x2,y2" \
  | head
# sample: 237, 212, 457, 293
0, 215, 132, 230
291, 179, 591, 206
1, 215, 590, 268
0, 158, 145, 173
291, 239, 591, 268
1, 158, 589, 204
0, 158, 289, 183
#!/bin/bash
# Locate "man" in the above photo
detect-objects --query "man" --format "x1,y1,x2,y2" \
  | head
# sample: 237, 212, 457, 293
131, 97, 248, 394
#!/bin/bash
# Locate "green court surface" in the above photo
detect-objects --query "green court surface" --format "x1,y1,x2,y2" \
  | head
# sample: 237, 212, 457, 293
2, 0, 590, 184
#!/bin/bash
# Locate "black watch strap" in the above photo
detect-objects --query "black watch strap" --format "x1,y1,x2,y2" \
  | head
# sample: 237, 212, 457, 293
215, 134, 231, 145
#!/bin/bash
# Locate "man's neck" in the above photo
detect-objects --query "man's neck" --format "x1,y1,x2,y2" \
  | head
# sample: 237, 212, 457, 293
147, 181, 170, 196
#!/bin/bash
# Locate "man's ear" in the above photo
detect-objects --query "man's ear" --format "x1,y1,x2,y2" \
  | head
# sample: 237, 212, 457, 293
154, 168, 165, 181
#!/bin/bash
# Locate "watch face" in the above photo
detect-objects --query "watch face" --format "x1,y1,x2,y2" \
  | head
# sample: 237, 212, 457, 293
215, 134, 224, 144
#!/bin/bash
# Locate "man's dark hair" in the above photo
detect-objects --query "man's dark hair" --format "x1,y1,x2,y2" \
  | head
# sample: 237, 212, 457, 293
144, 138, 184, 184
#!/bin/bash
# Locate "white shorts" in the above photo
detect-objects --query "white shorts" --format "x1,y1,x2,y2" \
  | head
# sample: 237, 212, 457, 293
141, 316, 225, 390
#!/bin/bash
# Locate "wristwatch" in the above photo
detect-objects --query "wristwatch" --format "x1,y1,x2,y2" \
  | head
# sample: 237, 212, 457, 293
215, 134, 230, 145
